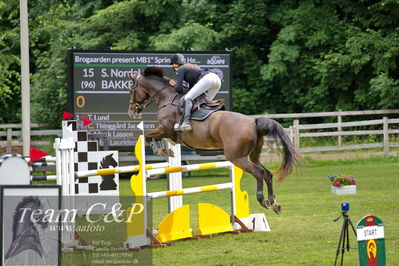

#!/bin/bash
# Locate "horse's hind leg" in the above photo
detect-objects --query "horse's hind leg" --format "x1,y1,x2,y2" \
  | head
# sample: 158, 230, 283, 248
262, 168, 281, 214
249, 136, 281, 214
229, 156, 280, 213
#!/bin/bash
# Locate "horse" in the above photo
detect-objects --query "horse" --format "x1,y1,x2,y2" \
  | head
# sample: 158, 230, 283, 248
128, 66, 301, 214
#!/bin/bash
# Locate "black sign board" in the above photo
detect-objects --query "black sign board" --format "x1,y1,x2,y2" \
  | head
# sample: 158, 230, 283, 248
68, 50, 232, 150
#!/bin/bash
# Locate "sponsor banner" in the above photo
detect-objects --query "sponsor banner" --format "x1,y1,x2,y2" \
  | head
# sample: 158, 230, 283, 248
1, 191, 152, 266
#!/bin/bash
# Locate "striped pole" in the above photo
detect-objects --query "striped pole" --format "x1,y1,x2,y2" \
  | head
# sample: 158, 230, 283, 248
0, 156, 56, 164
75, 162, 169, 178
32, 175, 57, 181
146, 161, 232, 177
32, 156, 56, 163
31, 162, 56, 167
147, 182, 233, 199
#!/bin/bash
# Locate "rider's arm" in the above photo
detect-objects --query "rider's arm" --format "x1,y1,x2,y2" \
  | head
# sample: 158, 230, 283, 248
174, 67, 186, 93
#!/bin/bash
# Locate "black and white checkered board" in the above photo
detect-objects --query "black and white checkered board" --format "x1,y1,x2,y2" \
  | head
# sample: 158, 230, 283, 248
62, 120, 119, 195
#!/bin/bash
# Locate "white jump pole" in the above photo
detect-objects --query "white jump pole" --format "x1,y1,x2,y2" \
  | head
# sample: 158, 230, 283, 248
147, 182, 234, 199
75, 162, 169, 178
167, 142, 182, 212
146, 161, 232, 176
54, 137, 78, 248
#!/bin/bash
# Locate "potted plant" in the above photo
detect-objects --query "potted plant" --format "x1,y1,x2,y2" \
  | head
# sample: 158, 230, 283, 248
328, 174, 357, 194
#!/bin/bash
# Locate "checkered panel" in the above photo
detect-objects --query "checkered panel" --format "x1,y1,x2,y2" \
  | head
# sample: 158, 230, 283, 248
62, 120, 119, 196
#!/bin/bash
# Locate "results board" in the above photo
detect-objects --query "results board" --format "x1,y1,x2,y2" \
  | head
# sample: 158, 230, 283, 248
67, 50, 232, 150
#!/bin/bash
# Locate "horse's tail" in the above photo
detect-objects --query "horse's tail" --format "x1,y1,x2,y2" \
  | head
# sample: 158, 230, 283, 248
255, 117, 301, 183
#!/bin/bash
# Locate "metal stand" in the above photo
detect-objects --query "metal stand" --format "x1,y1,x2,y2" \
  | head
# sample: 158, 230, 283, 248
333, 211, 357, 266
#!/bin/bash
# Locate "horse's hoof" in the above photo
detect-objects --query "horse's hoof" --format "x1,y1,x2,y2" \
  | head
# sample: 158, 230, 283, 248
272, 203, 281, 214
260, 199, 271, 209
158, 148, 174, 157
167, 149, 175, 157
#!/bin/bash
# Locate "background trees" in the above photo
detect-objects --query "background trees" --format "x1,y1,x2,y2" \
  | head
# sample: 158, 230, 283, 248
1, 0, 398, 126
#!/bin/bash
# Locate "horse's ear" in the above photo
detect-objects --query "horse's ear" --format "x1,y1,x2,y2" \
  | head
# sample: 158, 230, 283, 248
128, 73, 134, 80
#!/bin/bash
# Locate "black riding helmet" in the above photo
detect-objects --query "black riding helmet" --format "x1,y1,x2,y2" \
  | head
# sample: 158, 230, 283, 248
170, 53, 186, 65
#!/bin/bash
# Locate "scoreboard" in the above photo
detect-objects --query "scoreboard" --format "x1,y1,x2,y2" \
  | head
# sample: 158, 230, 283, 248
67, 50, 232, 150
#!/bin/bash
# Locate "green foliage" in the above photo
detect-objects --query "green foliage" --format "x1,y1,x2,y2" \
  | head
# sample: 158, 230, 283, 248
2, 0, 399, 125
369, 73, 399, 108
259, 0, 399, 114
150, 22, 221, 50
219, 0, 274, 113
29, 1, 78, 127
0, 0, 22, 123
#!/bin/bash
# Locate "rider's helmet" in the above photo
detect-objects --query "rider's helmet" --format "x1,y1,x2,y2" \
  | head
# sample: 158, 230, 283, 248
170, 53, 186, 65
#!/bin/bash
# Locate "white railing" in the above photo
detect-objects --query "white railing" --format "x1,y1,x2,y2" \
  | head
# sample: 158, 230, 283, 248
253, 109, 399, 156
3, 109, 399, 156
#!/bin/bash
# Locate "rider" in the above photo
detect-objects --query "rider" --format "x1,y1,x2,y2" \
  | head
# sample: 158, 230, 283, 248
169, 53, 222, 132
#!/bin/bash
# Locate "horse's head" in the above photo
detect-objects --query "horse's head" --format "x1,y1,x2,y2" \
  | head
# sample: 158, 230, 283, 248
128, 71, 151, 119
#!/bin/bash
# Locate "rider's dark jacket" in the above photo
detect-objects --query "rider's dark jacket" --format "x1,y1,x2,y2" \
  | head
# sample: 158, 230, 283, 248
173, 65, 205, 93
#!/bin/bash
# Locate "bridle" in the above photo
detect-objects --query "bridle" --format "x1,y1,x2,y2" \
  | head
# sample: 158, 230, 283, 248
129, 74, 152, 111
129, 73, 179, 112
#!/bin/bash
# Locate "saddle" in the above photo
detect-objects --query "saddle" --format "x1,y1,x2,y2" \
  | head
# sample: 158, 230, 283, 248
179, 93, 225, 121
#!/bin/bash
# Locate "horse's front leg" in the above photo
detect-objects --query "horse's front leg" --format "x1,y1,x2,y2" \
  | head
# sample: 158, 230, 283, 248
146, 126, 174, 157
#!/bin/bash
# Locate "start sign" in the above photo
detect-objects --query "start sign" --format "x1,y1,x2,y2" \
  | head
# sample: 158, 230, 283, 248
357, 215, 386, 266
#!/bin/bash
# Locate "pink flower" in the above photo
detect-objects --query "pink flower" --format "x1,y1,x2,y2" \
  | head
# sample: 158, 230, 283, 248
352, 181, 357, 185
347, 177, 353, 182
334, 182, 341, 187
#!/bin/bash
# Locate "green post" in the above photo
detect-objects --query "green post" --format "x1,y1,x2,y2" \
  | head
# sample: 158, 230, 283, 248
357, 215, 386, 266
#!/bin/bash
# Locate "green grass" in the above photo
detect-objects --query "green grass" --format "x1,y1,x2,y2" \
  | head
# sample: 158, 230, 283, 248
146, 157, 399, 266
63, 156, 399, 265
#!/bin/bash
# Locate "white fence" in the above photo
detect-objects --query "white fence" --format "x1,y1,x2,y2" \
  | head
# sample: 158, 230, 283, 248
2, 109, 399, 157
253, 109, 399, 156
0, 123, 59, 154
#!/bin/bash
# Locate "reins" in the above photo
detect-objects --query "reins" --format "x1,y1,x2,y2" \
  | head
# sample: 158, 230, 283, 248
157, 93, 180, 111
129, 75, 179, 112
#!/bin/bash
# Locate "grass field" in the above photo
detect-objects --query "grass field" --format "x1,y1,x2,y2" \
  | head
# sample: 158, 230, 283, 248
120, 155, 399, 266
60, 155, 399, 265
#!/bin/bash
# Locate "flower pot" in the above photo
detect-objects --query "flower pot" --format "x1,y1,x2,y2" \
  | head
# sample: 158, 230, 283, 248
331, 185, 356, 195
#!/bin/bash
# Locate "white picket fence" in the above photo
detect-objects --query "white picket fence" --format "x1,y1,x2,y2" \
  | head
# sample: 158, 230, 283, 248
253, 109, 399, 156
2, 109, 399, 157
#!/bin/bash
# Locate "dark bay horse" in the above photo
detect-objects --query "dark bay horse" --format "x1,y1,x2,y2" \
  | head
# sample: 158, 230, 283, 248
128, 66, 301, 214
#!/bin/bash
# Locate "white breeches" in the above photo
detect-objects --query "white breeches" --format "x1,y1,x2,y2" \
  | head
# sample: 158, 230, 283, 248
184, 72, 221, 101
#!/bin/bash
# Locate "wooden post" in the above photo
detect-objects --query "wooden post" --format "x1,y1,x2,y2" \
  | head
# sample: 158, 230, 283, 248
337, 110, 342, 147
293, 120, 300, 152
383, 117, 389, 157
6, 128, 12, 153
20, 0, 31, 156
288, 125, 294, 144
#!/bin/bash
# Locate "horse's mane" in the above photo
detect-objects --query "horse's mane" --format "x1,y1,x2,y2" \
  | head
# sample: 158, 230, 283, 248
143, 66, 164, 78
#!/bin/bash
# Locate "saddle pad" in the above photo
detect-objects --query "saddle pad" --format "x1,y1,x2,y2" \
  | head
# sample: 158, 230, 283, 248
191, 104, 225, 121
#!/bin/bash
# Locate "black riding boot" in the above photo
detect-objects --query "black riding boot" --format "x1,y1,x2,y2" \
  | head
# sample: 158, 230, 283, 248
177, 98, 193, 132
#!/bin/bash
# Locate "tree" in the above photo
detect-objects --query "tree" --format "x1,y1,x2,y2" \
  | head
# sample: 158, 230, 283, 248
0, 0, 22, 123
260, 0, 399, 114
2, 0, 399, 126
